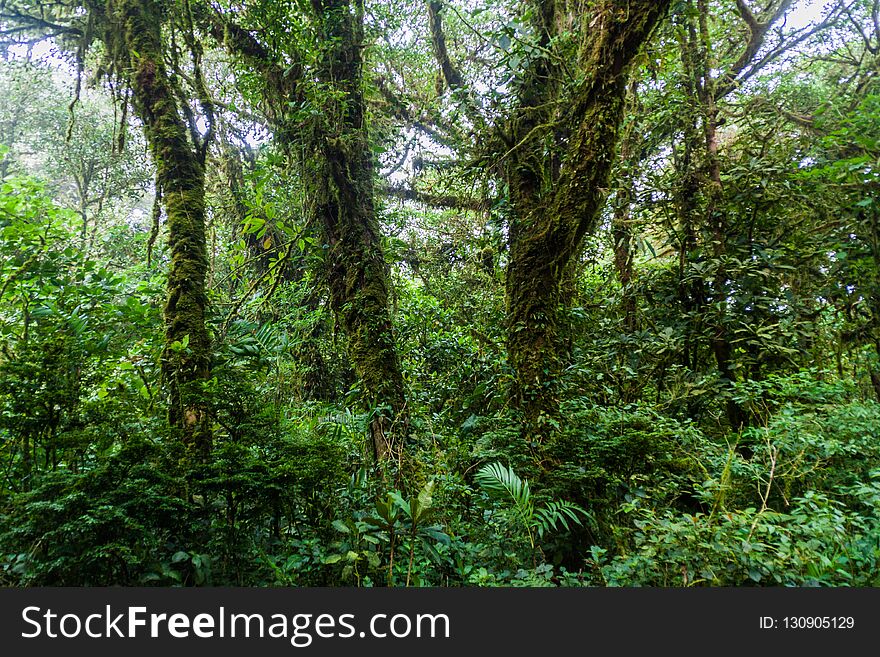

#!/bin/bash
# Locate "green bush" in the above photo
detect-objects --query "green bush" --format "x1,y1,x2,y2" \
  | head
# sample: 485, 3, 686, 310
595, 486, 880, 586
0, 439, 192, 586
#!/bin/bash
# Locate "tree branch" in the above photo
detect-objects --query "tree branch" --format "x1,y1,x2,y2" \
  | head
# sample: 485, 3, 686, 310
426, 0, 464, 90
423, 0, 486, 131
0, 8, 83, 41
382, 183, 485, 211
375, 76, 461, 148
715, 0, 842, 99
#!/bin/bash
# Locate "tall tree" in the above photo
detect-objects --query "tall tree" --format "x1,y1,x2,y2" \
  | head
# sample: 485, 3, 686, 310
206, 0, 408, 462
1, 0, 215, 454
499, 0, 671, 438
310, 0, 408, 461
99, 0, 213, 454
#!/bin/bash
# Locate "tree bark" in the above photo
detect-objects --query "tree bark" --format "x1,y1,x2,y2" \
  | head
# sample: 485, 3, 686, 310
106, 0, 212, 455
504, 0, 671, 437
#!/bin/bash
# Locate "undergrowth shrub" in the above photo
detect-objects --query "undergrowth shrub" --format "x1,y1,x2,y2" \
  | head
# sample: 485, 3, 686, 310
0, 438, 191, 585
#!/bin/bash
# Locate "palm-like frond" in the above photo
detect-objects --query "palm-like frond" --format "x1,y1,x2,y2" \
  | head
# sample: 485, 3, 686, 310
475, 462, 532, 512
476, 462, 590, 543
228, 321, 288, 367
533, 501, 591, 538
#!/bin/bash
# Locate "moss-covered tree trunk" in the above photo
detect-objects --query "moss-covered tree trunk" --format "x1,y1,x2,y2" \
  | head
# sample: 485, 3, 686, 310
104, 0, 212, 455
205, 1, 407, 463
504, 0, 671, 438
312, 0, 407, 461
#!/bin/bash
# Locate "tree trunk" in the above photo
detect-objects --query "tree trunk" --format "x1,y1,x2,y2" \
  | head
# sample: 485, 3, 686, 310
313, 0, 407, 461
504, 0, 671, 437
110, 0, 212, 455
206, 1, 408, 462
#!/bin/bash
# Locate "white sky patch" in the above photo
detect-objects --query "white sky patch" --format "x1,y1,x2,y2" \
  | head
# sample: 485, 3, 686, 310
787, 0, 835, 29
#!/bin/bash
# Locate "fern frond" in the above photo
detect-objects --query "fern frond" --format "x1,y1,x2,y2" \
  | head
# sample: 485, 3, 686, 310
254, 323, 287, 353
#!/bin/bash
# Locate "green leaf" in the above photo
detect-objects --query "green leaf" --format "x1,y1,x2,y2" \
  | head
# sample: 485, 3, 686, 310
414, 480, 435, 522
476, 463, 531, 511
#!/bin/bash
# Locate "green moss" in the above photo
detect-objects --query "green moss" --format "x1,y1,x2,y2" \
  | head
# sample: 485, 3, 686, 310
504, 0, 671, 445
106, 0, 212, 455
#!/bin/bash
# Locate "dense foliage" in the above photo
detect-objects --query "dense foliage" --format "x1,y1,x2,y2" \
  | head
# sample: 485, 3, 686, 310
0, 0, 879, 586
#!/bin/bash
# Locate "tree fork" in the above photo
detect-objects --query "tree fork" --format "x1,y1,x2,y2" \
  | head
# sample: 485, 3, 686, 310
505, 0, 672, 438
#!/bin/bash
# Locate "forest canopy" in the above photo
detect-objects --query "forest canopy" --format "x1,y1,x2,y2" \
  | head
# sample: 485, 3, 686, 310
0, 0, 879, 586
